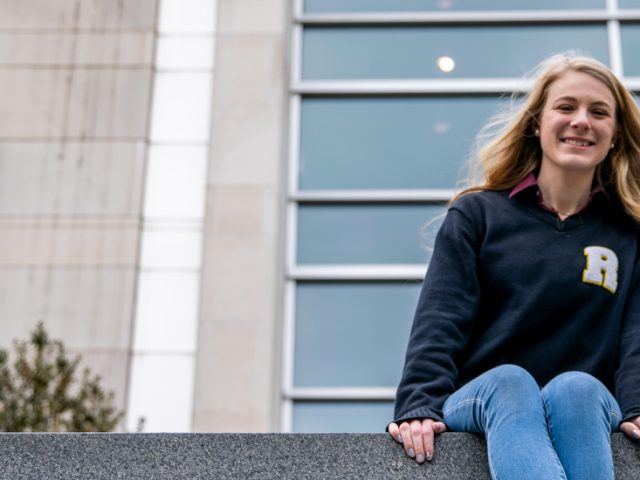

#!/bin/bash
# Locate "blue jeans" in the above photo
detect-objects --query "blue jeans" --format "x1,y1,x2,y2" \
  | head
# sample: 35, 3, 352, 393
442, 365, 622, 480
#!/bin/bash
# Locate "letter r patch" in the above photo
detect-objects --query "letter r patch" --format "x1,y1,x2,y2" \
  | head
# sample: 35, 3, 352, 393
582, 246, 618, 294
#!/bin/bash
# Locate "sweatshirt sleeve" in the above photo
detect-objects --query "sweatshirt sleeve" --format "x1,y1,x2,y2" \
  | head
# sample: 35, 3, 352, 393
392, 206, 482, 424
616, 250, 640, 421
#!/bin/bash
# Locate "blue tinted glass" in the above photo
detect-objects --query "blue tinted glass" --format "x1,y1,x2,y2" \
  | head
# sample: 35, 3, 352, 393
293, 401, 393, 433
300, 96, 501, 189
305, 0, 604, 13
297, 204, 445, 264
294, 282, 420, 387
302, 25, 609, 79
619, 0, 640, 8
292, 401, 394, 433
621, 24, 640, 76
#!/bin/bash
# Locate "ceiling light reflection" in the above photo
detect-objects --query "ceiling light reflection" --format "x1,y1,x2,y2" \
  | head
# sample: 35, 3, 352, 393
437, 56, 455, 73
433, 121, 451, 134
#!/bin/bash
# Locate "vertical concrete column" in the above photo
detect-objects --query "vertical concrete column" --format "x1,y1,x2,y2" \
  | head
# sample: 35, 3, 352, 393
0, 0, 156, 412
126, 0, 217, 432
192, 0, 288, 431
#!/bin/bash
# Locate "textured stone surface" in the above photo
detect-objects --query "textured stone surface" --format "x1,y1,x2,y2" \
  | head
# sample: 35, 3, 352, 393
0, 0, 156, 435
0, 269, 135, 350
0, 32, 154, 66
0, 142, 145, 216
0, 0, 158, 30
0, 218, 139, 267
0, 69, 151, 139
0, 433, 638, 479
193, 0, 287, 434
217, 0, 286, 34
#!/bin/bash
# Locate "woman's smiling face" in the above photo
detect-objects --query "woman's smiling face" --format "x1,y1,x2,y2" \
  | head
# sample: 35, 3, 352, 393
537, 70, 617, 177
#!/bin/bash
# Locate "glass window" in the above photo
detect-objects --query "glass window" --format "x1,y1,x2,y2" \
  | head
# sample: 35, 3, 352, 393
294, 282, 420, 387
621, 24, 640, 77
297, 203, 445, 264
619, 0, 640, 8
300, 96, 503, 190
302, 25, 609, 80
304, 0, 605, 13
292, 401, 394, 433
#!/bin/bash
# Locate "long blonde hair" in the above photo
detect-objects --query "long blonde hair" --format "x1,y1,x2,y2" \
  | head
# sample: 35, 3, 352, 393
454, 52, 640, 224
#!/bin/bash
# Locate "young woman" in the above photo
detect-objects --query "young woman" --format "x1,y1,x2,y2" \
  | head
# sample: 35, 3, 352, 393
387, 52, 640, 479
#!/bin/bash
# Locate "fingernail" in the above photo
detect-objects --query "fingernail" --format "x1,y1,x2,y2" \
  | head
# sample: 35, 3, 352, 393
633, 430, 640, 440
407, 448, 415, 458
395, 435, 403, 443
426, 452, 433, 462
416, 453, 425, 463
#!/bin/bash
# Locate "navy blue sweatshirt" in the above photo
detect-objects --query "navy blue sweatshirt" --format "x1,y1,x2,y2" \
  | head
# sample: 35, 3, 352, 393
393, 188, 640, 425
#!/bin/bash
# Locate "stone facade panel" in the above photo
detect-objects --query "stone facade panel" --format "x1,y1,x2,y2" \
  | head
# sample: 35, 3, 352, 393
0, 142, 145, 216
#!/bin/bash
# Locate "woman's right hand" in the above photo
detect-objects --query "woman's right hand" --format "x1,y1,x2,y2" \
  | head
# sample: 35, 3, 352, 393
388, 418, 446, 463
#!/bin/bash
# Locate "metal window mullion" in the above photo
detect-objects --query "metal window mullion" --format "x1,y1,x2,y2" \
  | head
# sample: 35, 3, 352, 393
287, 96, 302, 201
293, 0, 303, 19
607, 0, 624, 77
280, 280, 297, 432
619, 9, 640, 18
286, 387, 396, 401
282, 0, 304, 432
286, 203, 300, 280
282, 92, 300, 431
291, 189, 454, 202
295, 10, 638, 25
292, 78, 532, 95
280, 397, 293, 432
290, 23, 303, 89
289, 265, 427, 281
624, 78, 640, 89
293, 78, 640, 96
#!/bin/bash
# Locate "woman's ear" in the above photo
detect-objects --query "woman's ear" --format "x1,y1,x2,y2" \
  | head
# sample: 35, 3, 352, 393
530, 119, 540, 137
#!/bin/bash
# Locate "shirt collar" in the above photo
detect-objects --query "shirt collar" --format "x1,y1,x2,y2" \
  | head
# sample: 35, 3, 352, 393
509, 172, 538, 199
509, 171, 609, 213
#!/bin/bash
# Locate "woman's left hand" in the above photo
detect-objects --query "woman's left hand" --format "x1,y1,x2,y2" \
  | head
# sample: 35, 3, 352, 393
619, 416, 640, 440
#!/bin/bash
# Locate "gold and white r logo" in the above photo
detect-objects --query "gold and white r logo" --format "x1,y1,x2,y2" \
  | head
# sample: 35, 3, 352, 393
582, 246, 618, 294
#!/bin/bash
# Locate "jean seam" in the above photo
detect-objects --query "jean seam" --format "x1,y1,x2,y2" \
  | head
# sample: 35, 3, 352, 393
444, 398, 497, 478
609, 409, 621, 434
541, 391, 568, 480
443, 398, 486, 418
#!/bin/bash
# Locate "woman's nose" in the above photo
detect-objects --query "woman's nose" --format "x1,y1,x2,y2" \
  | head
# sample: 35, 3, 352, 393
570, 109, 591, 129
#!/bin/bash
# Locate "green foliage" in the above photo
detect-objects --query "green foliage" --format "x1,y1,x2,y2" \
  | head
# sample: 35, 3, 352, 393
0, 322, 124, 432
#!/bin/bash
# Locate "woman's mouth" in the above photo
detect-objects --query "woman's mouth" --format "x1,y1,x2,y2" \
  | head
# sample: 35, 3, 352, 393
562, 138, 594, 147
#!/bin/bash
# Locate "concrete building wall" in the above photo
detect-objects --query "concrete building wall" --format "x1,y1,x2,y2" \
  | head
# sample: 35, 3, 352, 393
0, 0, 290, 432
192, 0, 289, 432
0, 0, 157, 412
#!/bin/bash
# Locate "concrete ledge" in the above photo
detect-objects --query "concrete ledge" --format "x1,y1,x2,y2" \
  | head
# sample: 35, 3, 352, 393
0, 433, 638, 479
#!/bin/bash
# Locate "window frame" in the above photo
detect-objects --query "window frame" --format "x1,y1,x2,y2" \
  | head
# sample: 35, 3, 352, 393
282, 0, 638, 433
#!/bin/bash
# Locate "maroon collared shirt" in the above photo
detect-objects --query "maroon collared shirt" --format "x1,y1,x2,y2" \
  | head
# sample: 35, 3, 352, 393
509, 172, 606, 217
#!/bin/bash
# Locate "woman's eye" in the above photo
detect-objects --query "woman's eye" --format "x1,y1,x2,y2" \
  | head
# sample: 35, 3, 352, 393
593, 110, 609, 117
557, 105, 573, 111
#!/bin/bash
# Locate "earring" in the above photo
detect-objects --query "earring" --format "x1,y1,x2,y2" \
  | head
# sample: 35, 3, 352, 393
611, 143, 615, 149
534, 128, 540, 137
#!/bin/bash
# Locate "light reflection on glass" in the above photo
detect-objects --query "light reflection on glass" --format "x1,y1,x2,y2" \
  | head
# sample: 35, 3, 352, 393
299, 96, 502, 190
437, 55, 456, 72
302, 25, 609, 79
433, 121, 451, 134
